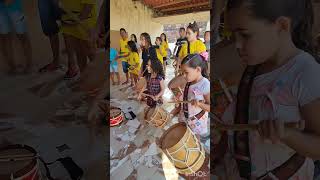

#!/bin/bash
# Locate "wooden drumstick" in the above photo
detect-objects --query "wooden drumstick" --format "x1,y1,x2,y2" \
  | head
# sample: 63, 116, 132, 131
166, 100, 192, 104
214, 122, 301, 131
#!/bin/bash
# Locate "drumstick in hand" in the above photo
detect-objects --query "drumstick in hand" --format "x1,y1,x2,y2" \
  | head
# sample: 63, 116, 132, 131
166, 100, 192, 104
213, 122, 302, 131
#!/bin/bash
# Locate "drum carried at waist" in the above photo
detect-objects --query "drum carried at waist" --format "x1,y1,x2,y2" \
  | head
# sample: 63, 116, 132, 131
160, 122, 206, 175
0, 144, 41, 180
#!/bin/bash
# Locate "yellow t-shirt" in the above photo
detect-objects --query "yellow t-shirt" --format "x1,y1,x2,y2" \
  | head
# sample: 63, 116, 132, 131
179, 40, 206, 60
128, 52, 140, 75
156, 47, 165, 64
119, 38, 129, 62
61, 0, 97, 40
161, 41, 169, 57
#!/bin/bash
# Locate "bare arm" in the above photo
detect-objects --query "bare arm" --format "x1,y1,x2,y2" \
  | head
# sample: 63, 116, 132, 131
155, 79, 165, 99
79, 4, 94, 21
281, 99, 320, 160
198, 93, 210, 112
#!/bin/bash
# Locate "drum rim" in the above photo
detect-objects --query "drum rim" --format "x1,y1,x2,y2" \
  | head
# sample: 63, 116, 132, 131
0, 144, 37, 179
110, 107, 122, 119
160, 122, 188, 149
110, 114, 124, 126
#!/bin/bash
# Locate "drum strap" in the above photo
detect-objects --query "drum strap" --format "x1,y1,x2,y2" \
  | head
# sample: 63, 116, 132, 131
183, 82, 205, 120
234, 65, 258, 179
187, 41, 190, 55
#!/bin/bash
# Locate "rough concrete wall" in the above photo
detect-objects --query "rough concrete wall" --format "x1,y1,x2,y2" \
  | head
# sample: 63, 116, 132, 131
110, 0, 163, 43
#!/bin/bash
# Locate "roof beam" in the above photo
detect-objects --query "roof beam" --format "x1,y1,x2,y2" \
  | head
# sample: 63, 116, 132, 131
160, 2, 210, 12
154, 0, 191, 9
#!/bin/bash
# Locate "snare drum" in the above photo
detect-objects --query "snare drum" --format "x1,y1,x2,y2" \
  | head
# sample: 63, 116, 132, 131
0, 144, 41, 180
110, 107, 125, 127
145, 106, 170, 128
160, 122, 205, 175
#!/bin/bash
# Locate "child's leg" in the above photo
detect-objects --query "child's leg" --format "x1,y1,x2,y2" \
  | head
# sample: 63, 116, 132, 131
130, 72, 134, 86
16, 33, 33, 72
110, 72, 115, 84
0, 34, 15, 73
134, 74, 138, 85
116, 72, 120, 84
75, 39, 90, 73
63, 34, 78, 77
0, 10, 15, 73
8, 9, 32, 72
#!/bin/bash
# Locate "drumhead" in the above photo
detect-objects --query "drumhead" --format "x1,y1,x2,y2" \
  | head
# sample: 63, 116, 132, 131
0, 145, 37, 179
110, 107, 121, 118
161, 123, 187, 149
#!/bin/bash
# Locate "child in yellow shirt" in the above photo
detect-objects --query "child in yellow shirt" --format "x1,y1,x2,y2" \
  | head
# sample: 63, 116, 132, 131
178, 22, 206, 68
59, 0, 97, 79
127, 41, 140, 87
160, 33, 169, 73
155, 37, 165, 65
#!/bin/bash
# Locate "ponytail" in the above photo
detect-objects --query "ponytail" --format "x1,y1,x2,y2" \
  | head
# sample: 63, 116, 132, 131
292, 0, 319, 62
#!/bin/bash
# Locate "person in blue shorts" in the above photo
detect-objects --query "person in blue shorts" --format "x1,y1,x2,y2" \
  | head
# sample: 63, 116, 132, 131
38, 0, 63, 72
110, 47, 120, 85
0, 0, 33, 74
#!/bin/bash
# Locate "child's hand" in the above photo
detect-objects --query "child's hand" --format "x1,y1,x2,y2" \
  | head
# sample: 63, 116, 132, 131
137, 93, 143, 101
153, 95, 159, 101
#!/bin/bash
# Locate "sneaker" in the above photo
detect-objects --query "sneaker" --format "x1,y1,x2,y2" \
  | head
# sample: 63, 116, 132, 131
39, 63, 63, 73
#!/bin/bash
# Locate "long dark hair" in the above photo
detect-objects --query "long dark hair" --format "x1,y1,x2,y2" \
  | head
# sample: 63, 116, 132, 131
155, 37, 162, 46
181, 54, 209, 78
128, 40, 138, 54
140, 32, 153, 49
187, 21, 200, 39
148, 58, 165, 78
160, 33, 167, 42
227, 0, 319, 62
131, 34, 137, 43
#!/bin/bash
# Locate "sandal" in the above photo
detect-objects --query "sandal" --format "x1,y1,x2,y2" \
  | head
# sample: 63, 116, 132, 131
64, 67, 80, 80
39, 63, 62, 73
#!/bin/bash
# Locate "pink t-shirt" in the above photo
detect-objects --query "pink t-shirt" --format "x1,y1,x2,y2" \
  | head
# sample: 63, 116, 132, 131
222, 51, 320, 179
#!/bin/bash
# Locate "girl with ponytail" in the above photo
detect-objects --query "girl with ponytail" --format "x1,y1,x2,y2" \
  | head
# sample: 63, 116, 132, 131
171, 53, 210, 151
219, 0, 320, 179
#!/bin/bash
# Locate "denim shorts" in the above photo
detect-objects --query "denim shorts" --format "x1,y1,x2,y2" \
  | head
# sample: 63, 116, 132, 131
110, 65, 118, 73
122, 61, 129, 73
0, 9, 26, 34
38, 0, 62, 36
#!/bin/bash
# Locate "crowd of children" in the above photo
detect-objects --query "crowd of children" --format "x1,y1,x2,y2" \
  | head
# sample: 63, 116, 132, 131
110, 22, 211, 151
